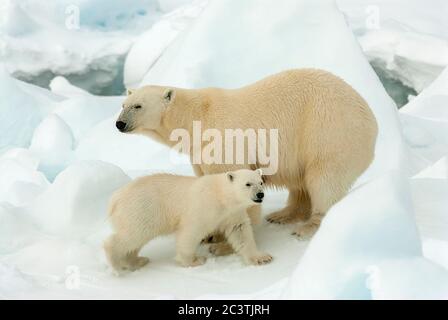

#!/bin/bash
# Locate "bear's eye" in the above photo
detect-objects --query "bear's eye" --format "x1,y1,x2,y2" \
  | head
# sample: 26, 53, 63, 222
134, 105, 142, 109
246, 183, 251, 187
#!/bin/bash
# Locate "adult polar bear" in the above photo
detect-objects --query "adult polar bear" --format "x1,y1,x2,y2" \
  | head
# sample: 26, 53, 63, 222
116, 69, 378, 239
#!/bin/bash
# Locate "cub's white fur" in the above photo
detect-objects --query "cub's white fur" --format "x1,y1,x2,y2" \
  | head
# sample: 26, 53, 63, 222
104, 169, 271, 272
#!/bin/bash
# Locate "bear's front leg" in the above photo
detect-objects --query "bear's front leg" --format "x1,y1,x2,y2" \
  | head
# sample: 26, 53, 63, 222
266, 189, 310, 224
292, 212, 324, 240
224, 216, 272, 266
175, 228, 207, 267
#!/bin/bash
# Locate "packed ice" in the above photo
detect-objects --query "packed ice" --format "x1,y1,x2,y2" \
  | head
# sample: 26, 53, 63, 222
0, 0, 447, 299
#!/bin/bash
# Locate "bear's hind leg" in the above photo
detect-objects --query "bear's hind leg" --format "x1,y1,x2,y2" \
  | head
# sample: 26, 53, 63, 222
266, 189, 310, 224
293, 163, 351, 240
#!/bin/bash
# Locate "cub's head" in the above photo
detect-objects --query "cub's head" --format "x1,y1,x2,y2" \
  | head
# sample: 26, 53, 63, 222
226, 169, 265, 206
116, 86, 175, 134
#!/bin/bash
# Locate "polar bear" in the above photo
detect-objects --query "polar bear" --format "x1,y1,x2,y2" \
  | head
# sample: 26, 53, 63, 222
103, 169, 272, 272
117, 69, 378, 240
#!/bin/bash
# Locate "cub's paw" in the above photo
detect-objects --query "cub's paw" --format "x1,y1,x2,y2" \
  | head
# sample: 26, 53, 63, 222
248, 253, 273, 265
189, 256, 207, 267
177, 255, 207, 268
128, 257, 150, 271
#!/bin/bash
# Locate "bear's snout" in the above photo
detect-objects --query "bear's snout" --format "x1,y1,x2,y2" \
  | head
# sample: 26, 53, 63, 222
253, 192, 264, 203
116, 121, 127, 132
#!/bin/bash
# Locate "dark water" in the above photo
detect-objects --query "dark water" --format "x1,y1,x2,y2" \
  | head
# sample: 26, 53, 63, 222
12, 56, 417, 108
371, 63, 418, 108
12, 55, 126, 96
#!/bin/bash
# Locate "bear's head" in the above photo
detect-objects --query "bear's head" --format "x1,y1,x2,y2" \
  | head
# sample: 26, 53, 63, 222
226, 169, 265, 206
116, 86, 175, 134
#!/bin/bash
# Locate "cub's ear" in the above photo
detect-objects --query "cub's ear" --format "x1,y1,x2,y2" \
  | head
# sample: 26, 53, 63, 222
163, 88, 175, 103
226, 172, 234, 182
256, 168, 263, 176
126, 88, 135, 96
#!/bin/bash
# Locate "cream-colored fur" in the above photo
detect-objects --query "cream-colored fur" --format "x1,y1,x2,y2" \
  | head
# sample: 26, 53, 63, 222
118, 69, 378, 240
104, 169, 272, 272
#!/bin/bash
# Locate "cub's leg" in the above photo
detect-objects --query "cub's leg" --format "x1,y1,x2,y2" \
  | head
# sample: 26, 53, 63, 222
193, 164, 226, 245
206, 205, 261, 255
104, 234, 151, 272
203, 205, 261, 247
202, 232, 225, 244
175, 228, 207, 267
104, 234, 145, 271
224, 217, 272, 265
125, 248, 150, 271
266, 189, 310, 224
209, 242, 234, 256
104, 234, 126, 271
293, 163, 351, 240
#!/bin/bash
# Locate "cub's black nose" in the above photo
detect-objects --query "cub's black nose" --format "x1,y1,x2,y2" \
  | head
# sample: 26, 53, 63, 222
116, 121, 127, 131
256, 192, 264, 199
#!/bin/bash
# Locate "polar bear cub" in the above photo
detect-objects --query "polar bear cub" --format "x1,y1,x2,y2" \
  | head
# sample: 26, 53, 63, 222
104, 169, 272, 272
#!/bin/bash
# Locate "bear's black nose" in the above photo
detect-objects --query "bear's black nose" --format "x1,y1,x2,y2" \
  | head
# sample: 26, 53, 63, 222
116, 121, 127, 131
256, 192, 264, 199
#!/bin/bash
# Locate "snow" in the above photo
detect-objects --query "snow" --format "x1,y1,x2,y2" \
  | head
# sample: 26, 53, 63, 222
0, 263, 35, 299
75, 117, 191, 175
413, 156, 448, 179
284, 172, 445, 299
1, 0, 448, 300
29, 161, 130, 235
30, 114, 75, 181
0, 66, 53, 151
400, 68, 448, 171
124, 0, 208, 89
0, 0, 192, 95
52, 96, 122, 143
0, 148, 49, 207
366, 258, 448, 299
337, 0, 448, 96
49, 76, 92, 98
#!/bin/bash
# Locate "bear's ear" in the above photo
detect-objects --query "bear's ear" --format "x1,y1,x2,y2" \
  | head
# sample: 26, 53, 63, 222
126, 88, 135, 96
226, 172, 234, 182
256, 168, 263, 176
163, 88, 175, 103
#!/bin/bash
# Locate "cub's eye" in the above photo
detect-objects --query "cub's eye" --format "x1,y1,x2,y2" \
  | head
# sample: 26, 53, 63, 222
260, 182, 263, 185
246, 183, 251, 187
134, 105, 142, 109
